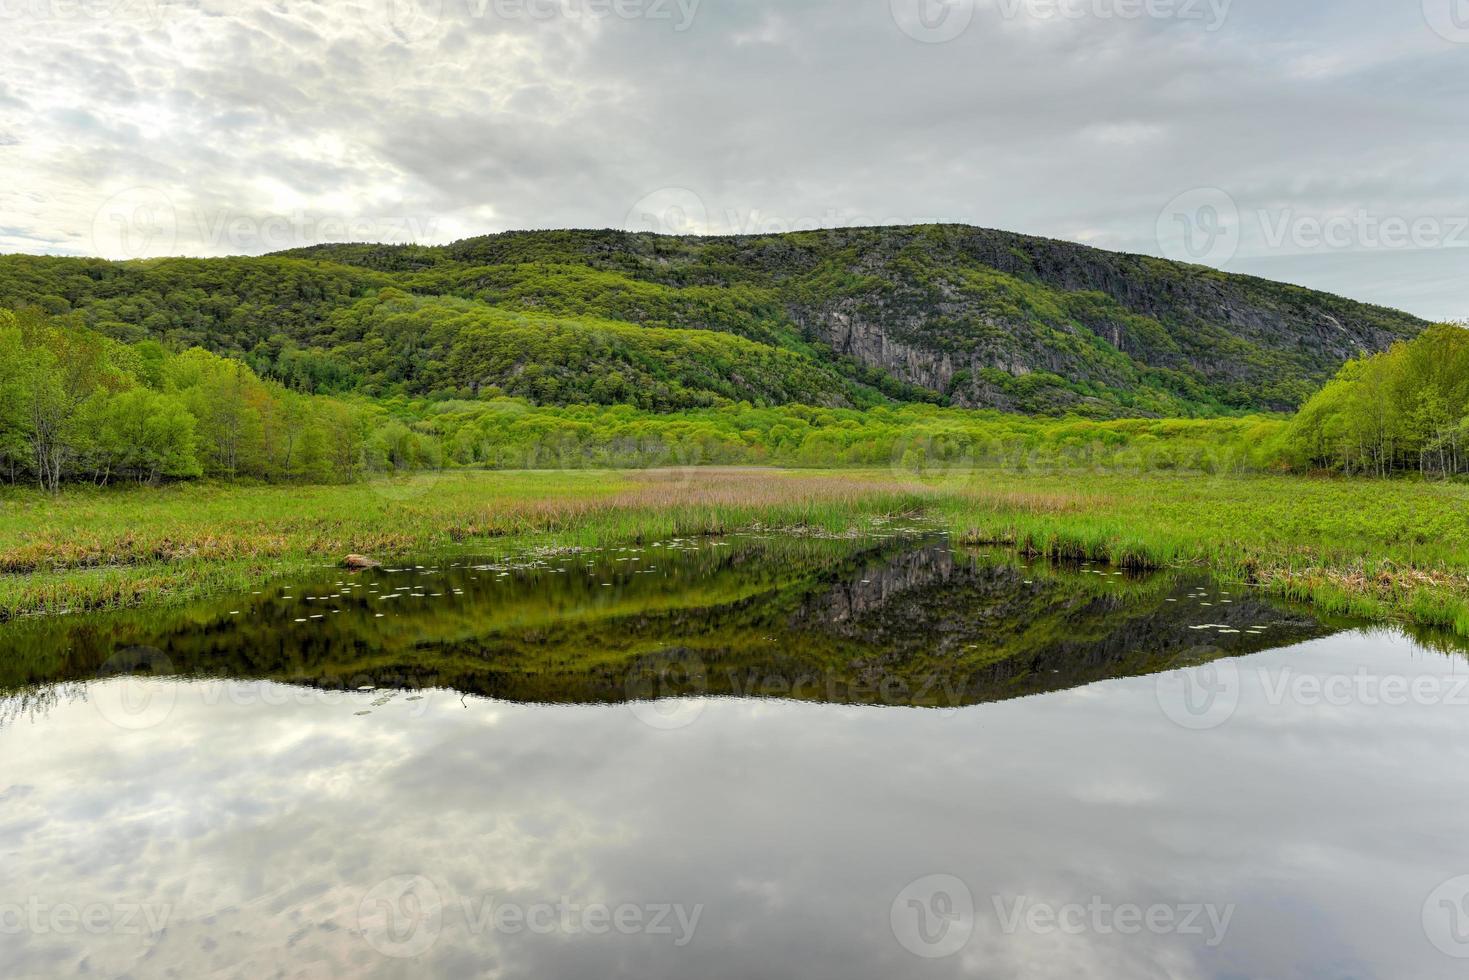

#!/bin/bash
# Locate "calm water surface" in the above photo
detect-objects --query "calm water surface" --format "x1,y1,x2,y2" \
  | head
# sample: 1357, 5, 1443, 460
2, 532, 1468, 978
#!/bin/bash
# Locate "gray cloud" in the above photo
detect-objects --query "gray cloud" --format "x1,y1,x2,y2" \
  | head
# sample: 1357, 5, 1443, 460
0, 0, 1464, 317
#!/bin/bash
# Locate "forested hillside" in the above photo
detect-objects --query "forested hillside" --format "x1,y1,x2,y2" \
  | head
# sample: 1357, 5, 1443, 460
0, 225, 1425, 418
0, 302, 1291, 491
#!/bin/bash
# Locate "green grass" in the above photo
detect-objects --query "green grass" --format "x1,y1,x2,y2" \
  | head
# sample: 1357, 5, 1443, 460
929, 470, 1469, 633
0, 469, 929, 619
3, 467, 1469, 637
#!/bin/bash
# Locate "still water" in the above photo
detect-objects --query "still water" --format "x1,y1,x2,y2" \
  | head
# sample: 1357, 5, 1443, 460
2, 532, 1468, 978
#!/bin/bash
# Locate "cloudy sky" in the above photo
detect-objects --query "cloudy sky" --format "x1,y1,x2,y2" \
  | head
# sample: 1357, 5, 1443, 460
0, 0, 1465, 318
7, 632, 1468, 978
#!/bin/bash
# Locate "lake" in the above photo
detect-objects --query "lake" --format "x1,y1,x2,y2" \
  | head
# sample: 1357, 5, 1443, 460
3, 531, 1468, 978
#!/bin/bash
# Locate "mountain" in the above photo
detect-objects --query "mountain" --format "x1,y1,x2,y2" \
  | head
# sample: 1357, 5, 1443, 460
0, 225, 1427, 418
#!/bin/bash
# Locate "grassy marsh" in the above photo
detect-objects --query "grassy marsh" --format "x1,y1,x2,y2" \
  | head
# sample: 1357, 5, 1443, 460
3, 467, 1468, 636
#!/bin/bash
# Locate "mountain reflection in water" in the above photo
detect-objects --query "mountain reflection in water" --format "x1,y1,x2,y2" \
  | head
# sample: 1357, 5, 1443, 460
0, 532, 1358, 714
5, 534, 1469, 980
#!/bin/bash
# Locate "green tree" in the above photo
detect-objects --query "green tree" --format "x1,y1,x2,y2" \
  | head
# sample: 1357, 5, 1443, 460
75, 388, 201, 483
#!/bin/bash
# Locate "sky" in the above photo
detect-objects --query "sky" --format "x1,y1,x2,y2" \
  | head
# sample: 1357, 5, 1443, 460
0, 0, 1466, 319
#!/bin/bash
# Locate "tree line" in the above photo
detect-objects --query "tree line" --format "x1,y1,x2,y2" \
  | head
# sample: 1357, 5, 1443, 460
3, 302, 1465, 492
0, 308, 440, 490
1286, 324, 1469, 477
0, 304, 1287, 491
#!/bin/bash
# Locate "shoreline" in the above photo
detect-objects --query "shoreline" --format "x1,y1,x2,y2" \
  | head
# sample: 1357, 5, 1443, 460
2, 468, 1467, 638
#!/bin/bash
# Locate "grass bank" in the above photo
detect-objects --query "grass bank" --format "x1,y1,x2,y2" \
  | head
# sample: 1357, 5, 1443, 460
928, 470, 1469, 635
2, 467, 1468, 636
0, 469, 930, 619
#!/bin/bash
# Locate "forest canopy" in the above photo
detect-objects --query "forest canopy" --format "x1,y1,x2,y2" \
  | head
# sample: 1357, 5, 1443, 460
1287, 323, 1469, 477
0, 302, 1458, 491
0, 226, 1425, 419
0, 307, 416, 490
0, 304, 1297, 490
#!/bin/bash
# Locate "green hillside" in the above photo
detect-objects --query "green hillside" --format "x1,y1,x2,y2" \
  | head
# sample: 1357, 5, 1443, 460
0, 225, 1426, 418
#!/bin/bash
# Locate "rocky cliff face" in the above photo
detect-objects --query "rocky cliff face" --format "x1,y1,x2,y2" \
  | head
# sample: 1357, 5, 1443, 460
791, 295, 1096, 413
283, 224, 1429, 416
770, 226, 1424, 414
792, 541, 958, 627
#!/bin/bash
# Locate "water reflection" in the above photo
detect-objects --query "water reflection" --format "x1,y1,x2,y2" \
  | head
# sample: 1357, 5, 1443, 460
3, 536, 1469, 978
0, 533, 1351, 711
